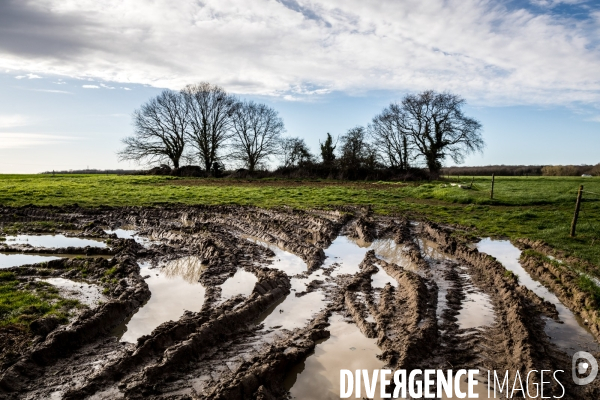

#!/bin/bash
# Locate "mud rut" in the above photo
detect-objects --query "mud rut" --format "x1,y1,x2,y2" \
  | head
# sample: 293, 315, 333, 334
0, 206, 599, 399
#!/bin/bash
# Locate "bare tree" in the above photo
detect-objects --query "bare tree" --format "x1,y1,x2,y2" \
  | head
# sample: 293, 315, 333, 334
369, 103, 413, 170
279, 137, 314, 168
119, 90, 188, 169
400, 90, 484, 174
181, 82, 237, 173
338, 126, 375, 171
229, 101, 285, 172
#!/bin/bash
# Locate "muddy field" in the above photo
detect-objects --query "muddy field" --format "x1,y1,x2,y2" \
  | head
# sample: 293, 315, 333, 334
0, 205, 599, 399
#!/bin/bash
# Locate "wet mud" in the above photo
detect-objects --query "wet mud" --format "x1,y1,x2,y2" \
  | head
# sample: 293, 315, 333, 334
0, 206, 598, 399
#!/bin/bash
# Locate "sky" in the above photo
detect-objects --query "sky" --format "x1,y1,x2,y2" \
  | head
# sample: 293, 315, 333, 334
0, 0, 599, 173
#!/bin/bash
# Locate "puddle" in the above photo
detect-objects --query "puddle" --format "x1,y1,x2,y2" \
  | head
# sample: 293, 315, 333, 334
39, 277, 107, 308
456, 277, 495, 330
220, 269, 258, 300
3, 234, 107, 248
0, 253, 62, 268
371, 264, 398, 289
285, 314, 386, 400
116, 261, 206, 343
369, 239, 407, 267
257, 290, 328, 331
325, 236, 372, 277
418, 238, 450, 261
245, 237, 308, 276
162, 256, 206, 283
477, 238, 600, 355
0, 253, 112, 269
105, 229, 151, 246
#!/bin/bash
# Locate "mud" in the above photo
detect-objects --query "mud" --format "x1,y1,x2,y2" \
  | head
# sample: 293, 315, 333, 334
0, 206, 598, 399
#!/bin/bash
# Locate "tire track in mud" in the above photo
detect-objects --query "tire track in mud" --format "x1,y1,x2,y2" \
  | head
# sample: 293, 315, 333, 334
421, 222, 600, 398
2, 207, 600, 399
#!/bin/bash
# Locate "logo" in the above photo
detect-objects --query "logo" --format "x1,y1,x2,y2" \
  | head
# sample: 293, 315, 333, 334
572, 351, 598, 386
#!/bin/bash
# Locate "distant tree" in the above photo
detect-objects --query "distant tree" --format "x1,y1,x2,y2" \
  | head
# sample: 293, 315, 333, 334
280, 137, 314, 168
229, 101, 285, 173
119, 90, 188, 169
181, 82, 238, 173
320, 133, 337, 165
369, 103, 413, 170
399, 90, 484, 174
589, 163, 600, 177
338, 126, 374, 171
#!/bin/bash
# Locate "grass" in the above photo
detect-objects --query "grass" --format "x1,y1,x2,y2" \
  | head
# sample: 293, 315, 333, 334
0, 174, 599, 269
0, 271, 81, 327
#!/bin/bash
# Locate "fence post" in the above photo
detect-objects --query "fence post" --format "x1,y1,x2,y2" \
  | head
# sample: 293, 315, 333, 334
570, 185, 584, 237
490, 174, 495, 199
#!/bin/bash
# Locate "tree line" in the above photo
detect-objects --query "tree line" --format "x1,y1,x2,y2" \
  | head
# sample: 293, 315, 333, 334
119, 83, 485, 178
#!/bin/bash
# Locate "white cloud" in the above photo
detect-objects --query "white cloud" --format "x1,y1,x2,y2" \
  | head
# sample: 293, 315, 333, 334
0, 0, 599, 106
0, 133, 74, 148
121, 87, 131, 90
100, 83, 115, 89
0, 114, 27, 129
15, 73, 42, 79
31, 89, 73, 94
82, 84, 100, 89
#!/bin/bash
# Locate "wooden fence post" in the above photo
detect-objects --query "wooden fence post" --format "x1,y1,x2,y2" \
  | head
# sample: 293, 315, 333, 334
570, 185, 584, 237
490, 174, 495, 199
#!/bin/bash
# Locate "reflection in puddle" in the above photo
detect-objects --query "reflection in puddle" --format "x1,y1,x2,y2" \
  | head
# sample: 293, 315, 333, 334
3, 234, 107, 248
39, 277, 107, 308
117, 261, 206, 343
477, 238, 600, 355
370, 239, 407, 267
285, 314, 385, 400
162, 256, 206, 283
246, 237, 308, 276
0, 253, 62, 268
346, 236, 412, 272
418, 238, 450, 261
456, 279, 495, 330
371, 264, 398, 289
258, 291, 328, 331
220, 269, 258, 300
326, 236, 372, 277
0, 253, 112, 269
105, 229, 151, 246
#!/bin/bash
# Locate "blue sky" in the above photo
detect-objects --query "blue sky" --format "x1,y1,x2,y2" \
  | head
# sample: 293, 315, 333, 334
0, 0, 599, 173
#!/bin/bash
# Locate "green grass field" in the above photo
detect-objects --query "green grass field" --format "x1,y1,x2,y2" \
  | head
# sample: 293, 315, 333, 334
1, 174, 599, 269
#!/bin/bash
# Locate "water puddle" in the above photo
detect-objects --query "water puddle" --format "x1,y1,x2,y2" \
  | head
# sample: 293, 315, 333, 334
0, 253, 62, 268
245, 237, 307, 276
257, 290, 328, 331
3, 234, 107, 248
38, 277, 107, 308
325, 236, 371, 277
418, 238, 450, 261
477, 238, 600, 355
370, 239, 408, 267
0, 253, 112, 269
456, 277, 495, 330
243, 236, 330, 332
371, 264, 398, 289
116, 260, 206, 343
285, 314, 386, 399
162, 256, 206, 283
220, 269, 258, 300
